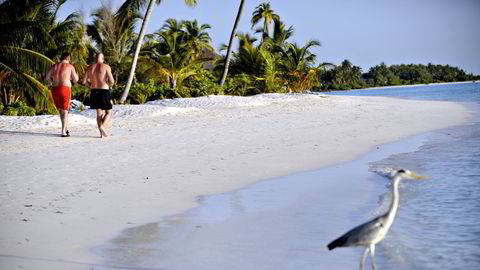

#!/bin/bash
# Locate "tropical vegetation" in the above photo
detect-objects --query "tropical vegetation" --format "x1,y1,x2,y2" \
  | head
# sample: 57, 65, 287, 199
1, 0, 478, 115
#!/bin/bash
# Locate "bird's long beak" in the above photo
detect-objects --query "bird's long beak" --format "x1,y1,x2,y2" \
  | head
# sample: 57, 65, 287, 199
411, 172, 427, 180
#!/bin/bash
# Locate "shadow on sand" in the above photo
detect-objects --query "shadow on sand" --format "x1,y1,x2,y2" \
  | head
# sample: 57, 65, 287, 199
0, 130, 98, 139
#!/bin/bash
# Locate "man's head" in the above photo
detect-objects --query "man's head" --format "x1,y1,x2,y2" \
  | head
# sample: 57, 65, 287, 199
96, 53, 104, 63
60, 52, 71, 62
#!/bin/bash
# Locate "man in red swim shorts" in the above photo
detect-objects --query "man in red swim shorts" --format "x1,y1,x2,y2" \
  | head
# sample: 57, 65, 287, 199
46, 52, 79, 137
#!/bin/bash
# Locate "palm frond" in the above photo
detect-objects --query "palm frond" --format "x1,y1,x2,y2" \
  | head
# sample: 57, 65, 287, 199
0, 46, 54, 75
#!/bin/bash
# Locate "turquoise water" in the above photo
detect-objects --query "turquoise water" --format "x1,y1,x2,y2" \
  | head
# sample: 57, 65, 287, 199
327, 82, 480, 269
325, 82, 480, 102
97, 83, 480, 270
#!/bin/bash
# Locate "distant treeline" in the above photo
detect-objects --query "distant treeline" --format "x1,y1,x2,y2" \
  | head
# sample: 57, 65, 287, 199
312, 61, 480, 91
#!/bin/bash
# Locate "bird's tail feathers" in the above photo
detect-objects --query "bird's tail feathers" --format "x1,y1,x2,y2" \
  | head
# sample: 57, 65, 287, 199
327, 235, 347, 250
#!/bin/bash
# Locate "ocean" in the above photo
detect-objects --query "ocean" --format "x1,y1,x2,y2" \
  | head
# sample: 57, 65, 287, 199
326, 82, 480, 269
96, 82, 480, 270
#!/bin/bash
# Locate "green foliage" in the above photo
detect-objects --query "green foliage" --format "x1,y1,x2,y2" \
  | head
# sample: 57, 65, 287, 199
0, 0, 89, 112
0, 102, 3, 112
129, 80, 157, 104
151, 84, 177, 100
4, 106, 17, 116
111, 84, 127, 104
17, 105, 36, 116
1, 100, 36, 116
87, 4, 136, 83
183, 68, 224, 97
112, 81, 177, 103
223, 74, 262, 96
72, 84, 90, 103
36, 106, 58, 115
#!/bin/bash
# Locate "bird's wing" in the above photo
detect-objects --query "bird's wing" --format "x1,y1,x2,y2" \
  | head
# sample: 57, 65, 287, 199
328, 216, 386, 249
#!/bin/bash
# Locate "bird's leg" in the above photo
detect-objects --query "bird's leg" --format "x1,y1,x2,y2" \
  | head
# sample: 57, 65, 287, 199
370, 244, 376, 270
360, 247, 369, 270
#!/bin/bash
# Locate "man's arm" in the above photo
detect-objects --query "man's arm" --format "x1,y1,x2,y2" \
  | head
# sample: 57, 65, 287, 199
45, 64, 54, 84
106, 65, 115, 87
71, 65, 79, 85
82, 66, 91, 87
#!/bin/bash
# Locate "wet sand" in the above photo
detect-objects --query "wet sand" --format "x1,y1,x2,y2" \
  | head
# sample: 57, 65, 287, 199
95, 133, 431, 270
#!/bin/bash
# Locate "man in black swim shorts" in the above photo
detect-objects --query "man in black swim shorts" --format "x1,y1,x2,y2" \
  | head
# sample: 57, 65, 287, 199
83, 53, 115, 138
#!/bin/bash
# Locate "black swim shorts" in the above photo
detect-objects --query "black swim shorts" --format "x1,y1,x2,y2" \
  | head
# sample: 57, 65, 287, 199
90, 89, 113, 110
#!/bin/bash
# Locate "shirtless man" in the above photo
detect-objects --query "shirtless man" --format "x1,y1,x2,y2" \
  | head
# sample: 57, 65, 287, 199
46, 52, 79, 137
83, 53, 115, 138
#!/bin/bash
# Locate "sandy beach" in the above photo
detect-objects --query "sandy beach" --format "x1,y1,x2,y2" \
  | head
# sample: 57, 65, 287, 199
0, 93, 471, 269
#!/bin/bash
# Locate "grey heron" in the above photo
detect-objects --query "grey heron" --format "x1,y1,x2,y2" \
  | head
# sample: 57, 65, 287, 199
327, 169, 426, 270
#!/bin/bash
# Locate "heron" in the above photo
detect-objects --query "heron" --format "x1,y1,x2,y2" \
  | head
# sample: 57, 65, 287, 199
327, 169, 426, 270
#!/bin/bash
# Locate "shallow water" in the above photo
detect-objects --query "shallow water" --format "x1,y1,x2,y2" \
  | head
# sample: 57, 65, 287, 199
369, 118, 480, 270
95, 134, 432, 270
96, 83, 480, 270
328, 82, 480, 269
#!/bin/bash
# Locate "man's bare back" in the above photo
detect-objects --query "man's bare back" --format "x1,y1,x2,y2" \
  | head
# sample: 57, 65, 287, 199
83, 53, 115, 138
46, 62, 78, 87
83, 54, 114, 89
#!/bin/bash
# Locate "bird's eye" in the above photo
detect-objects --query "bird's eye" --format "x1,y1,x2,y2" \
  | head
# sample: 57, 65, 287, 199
397, 169, 406, 173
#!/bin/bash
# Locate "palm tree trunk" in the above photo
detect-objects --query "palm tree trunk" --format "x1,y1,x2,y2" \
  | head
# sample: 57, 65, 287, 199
219, 0, 245, 86
120, 0, 156, 103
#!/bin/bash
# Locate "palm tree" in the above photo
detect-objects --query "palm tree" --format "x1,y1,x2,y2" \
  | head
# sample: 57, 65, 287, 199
225, 33, 264, 76
141, 30, 209, 91
181, 19, 213, 61
0, 0, 86, 110
118, 0, 198, 103
251, 2, 279, 41
87, 4, 137, 82
269, 17, 294, 47
219, 0, 245, 86
332, 60, 362, 86
161, 18, 184, 35
275, 40, 321, 92
276, 40, 320, 72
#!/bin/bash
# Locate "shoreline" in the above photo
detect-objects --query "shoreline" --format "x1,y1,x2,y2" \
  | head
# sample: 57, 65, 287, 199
319, 80, 479, 93
95, 131, 435, 269
0, 94, 472, 269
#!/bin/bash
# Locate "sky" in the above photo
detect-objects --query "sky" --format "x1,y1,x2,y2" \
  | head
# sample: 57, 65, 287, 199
58, 0, 480, 74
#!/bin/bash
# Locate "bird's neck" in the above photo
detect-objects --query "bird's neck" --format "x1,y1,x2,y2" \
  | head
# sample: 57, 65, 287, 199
386, 176, 401, 225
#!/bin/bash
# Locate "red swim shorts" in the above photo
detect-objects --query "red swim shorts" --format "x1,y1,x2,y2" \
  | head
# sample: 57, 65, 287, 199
51, 86, 71, 110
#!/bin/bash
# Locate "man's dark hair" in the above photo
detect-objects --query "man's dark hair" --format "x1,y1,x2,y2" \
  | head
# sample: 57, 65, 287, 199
60, 52, 71, 61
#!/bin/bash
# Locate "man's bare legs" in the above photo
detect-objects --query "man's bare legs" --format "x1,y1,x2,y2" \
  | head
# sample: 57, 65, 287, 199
96, 109, 112, 138
59, 109, 69, 137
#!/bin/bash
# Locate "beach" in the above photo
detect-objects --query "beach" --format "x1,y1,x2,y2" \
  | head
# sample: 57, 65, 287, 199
0, 93, 471, 269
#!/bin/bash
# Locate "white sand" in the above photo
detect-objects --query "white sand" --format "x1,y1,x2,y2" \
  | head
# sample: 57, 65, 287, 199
0, 93, 471, 269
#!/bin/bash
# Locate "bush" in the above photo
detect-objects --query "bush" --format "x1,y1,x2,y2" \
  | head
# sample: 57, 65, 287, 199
72, 84, 90, 103
223, 74, 261, 96
110, 84, 126, 104
1, 101, 36, 116
184, 69, 224, 97
17, 105, 36, 116
10, 100, 25, 108
4, 106, 18, 116
0, 103, 3, 112
129, 80, 157, 104
36, 106, 58, 115
151, 84, 176, 100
